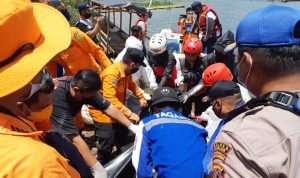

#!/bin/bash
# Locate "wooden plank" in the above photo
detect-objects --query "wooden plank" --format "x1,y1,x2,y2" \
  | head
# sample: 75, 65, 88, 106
120, 8, 122, 31
129, 10, 132, 36
113, 10, 115, 25
106, 8, 110, 54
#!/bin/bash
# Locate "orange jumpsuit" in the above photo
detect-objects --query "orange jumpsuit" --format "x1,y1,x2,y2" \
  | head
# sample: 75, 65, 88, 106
0, 113, 79, 178
47, 27, 112, 129
47, 27, 111, 77
89, 62, 146, 123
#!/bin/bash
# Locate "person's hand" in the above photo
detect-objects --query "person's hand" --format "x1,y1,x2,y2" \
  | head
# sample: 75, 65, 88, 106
128, 123, 138, 134
140, 99, 148, 108
152, 86, 158, 91
179, 92, 191, 103
175, 76, 184, 87
191, 115, 205, 123
96, 16, 103, 24
199, 53, 207, 58
199, 111, 210, 122
91, 161, 107, 178
143, 93, 151, 101
150, 83, 158, 90
129, 112, 140, 123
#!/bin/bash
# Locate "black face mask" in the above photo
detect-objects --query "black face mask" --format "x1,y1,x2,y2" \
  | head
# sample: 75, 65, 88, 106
212, 100, 222, 118
84, 13, 91, 19
130, 67, 139, 74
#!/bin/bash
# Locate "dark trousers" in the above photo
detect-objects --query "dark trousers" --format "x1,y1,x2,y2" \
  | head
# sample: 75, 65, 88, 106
182, 95, 211, 117
142, 42, 147, 57
94, 122, 130, 165
44, 131, 93, 178
202, 34, 218, 54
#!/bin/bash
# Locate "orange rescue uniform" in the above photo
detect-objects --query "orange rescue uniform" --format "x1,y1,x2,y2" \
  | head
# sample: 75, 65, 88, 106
0, 113, 80, 178
89, 62, 146, 123
48, 27, 111, 76
47, 27, 112, 129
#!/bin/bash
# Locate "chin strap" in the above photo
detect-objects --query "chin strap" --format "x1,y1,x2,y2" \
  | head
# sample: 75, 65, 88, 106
224, 91, 300, 124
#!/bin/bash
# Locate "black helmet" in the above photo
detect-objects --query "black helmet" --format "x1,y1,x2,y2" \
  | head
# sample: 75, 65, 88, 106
151, 87, 180, 107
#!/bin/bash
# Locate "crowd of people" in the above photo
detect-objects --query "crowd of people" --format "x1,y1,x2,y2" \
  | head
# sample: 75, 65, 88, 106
1, 0, 300, 177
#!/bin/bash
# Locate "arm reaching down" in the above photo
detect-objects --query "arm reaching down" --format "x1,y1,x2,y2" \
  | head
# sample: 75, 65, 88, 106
179, 80, 204, 103
103, 104, 139, 134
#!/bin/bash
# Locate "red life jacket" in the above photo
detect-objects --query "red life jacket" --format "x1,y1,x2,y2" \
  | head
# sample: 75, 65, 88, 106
179, 58, 201, 92
134, 17, 147, 33
199, 5, 221, 34
153, 66, 177, 88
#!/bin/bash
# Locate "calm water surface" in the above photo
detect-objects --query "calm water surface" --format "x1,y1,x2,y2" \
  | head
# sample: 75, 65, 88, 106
114, 0, 300, 37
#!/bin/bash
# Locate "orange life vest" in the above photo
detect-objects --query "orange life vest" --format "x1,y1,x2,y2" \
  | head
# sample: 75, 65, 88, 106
180, 19, 200, 53
180, 19, 198, 35
199, 5, 221, 34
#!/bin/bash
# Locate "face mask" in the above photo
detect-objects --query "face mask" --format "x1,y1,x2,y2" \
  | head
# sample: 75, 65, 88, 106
27, 105, 53, 122
84, 13, 91, 19
130, 67, 139, 74
236, 56, 257, 98
212, 100, 222, 118
235, 56, 252, 88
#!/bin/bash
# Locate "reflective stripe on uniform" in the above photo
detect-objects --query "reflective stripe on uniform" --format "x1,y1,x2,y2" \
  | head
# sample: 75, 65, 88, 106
144, 117, 204, 131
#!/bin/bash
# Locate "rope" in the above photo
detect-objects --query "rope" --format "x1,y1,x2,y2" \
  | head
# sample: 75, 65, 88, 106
168, 0, 175, 29
147, 0, 153, 12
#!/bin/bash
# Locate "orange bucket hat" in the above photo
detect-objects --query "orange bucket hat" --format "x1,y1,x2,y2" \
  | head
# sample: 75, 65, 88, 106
0, 0, 71, 97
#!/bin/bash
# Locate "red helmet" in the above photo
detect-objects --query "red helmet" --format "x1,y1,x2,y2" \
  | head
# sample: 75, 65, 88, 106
183, 38, 202, 54
202, 63, 233, 86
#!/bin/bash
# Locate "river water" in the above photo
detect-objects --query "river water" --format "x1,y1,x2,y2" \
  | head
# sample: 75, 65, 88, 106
114, 0, 300, 37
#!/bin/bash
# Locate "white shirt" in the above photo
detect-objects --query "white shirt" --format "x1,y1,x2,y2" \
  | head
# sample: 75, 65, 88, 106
137, 21, 146, 32
115, 36, 157, 89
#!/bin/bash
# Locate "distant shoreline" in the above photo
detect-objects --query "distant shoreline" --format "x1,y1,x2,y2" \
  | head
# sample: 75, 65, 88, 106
137, 1, 185, 10
145, 4, 185, 10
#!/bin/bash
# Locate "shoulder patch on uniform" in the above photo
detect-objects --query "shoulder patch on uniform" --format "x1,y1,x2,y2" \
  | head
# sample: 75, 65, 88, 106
214, 142, 231, 155
213, 152, 227, 162
74, 31, 83, 41
213, 163, 224, 178
112, 78, 118, 86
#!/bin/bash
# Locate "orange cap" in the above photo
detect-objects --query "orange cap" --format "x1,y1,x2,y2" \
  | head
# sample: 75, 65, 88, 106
202, 63, 233, 87
0, 0, 71, 97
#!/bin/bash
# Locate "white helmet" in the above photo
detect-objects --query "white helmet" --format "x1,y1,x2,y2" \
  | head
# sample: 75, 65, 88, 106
125, 36, 143, 50
149, 33, 167, 55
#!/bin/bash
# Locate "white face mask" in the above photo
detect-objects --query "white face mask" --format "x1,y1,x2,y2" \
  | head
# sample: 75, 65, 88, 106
236, 55, 256, 98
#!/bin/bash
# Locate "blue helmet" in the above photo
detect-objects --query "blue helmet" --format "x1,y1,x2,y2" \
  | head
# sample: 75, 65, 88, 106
191, 1, 202, 10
